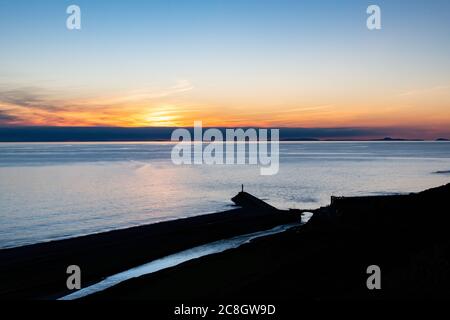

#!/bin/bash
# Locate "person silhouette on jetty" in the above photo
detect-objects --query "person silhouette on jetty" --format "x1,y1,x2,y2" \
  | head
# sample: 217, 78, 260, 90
232, 185, 277, 211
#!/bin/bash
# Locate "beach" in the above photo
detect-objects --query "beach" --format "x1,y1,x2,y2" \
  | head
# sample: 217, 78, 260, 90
0, 195, 300, 299
85, 183, 450, 300
1, 183, 449, 300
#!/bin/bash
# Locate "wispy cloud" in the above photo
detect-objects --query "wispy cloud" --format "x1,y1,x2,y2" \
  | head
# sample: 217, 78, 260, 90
398, 84, 450, 97
0, 110, 21, 124
0, 86, 64, 111
0, 81, 194, 126
80, 80, 194, 107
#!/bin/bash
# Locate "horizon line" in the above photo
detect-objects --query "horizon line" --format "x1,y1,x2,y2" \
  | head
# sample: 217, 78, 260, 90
0, 126, 448, 142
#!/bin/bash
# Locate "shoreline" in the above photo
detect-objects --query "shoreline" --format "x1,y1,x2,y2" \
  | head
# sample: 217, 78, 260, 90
60, 222, 303, 300
0, 193, 301, 299
1, 183, 450, 300
87, 183, 450, 300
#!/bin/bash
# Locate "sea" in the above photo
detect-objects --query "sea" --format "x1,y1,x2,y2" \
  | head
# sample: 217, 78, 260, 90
1, 141, 449, 249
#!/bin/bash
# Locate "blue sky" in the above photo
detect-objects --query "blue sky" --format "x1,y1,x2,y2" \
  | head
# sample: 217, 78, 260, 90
0, 0, 450, 137
2, 0, 449, 91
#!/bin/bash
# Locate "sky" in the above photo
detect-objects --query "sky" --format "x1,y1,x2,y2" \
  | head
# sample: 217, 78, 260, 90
0, 0, 450, 139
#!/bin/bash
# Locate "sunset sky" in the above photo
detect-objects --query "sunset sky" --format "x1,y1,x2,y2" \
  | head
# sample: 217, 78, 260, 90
1, 0, 450, 139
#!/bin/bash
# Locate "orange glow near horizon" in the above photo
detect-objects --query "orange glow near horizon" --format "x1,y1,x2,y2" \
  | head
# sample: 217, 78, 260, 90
2, 101, 450, 130
2, 0, 450, 140
1, 82, 450, 139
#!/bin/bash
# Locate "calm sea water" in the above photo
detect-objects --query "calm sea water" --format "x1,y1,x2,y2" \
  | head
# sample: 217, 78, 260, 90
1, 141, 449, 249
